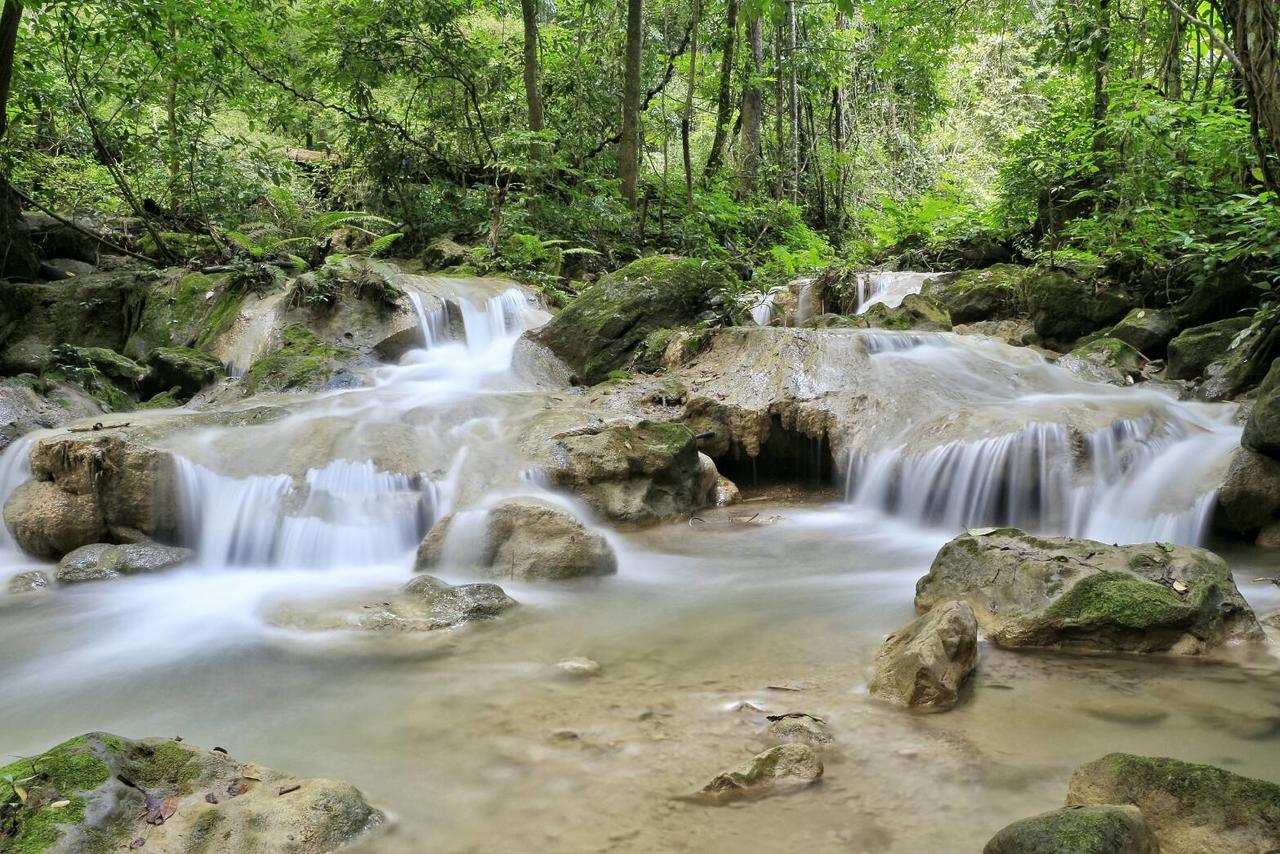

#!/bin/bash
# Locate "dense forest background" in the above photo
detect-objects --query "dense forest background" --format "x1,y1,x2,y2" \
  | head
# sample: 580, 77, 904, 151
0, 0, 1276, 314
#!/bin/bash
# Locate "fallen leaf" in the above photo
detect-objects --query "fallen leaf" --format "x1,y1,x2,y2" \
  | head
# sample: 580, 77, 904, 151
48, 800, 70, 809
14, 785, 26, 804
204, 793, 219, 804
1172, 580, 1189, 594
144, 795, 177, 825
129, 838, 146, 849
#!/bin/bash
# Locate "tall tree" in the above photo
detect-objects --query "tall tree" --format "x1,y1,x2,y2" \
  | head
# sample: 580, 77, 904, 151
738, 8, 763, 195
786, 0, 798, 200
620, 0, 645, 206
0, 0, 36, 279
520, 0, 545, 164
1235, 0, 1280, 188
704, 0, 739, 180
682, 0, 701, 205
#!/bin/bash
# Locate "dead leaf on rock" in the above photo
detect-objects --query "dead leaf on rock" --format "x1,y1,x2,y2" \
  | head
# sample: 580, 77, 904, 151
48, 800, 70, 809
144, 795, 177, 825
129, 838, 146, 849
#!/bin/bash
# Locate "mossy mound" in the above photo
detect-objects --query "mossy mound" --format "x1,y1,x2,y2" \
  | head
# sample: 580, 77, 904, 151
145, 346, 224, 398
922, 263, 1026, 323
916, 529, 1263, 654
1107, 307, 1179, 355
1165, 316, 1251, 381
0, 732, 382, 853
984, 805, 1156, 854
1244, 359, 1280, 457
242, 324, 354, 394
532, 255, 735, 384
1026, 271, 1133, 351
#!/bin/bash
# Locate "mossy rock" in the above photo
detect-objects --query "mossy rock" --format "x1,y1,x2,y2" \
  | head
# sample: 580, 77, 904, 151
853, 293, 952, 332
1107, 307, 1179, 355
242, 325, 354, 395
1058, 336, 1145, 385
1068, 754, 1280, 854
1244, 358, 1280, 456
1026, 271, 1133, 351
984, 805, 1156, 854
0, 275, 154, 373
146, 346, 224, 398
922, 263, 1026, 323
0, 732, 382, 853
532, 255, 736, 384
916, 529, 1263, 654
1165, 316, 1251, 381
124, 270, 246, 361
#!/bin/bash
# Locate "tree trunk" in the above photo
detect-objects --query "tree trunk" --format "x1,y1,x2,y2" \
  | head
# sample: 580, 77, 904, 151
682, 0, 701, 206
703, 0, 738, 180
1092, 0, 1112, 153
774, 23, 785, 200
620, 0, 645, 206
1161, 5, 1185, 99
787, 0, 799, 201
738, 10, 763, 196
521, 0, 546, 164
1236, 0, 1280, 185
0, 0, 36, 279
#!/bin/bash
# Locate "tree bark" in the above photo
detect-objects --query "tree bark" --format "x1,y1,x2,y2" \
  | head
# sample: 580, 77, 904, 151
738, 10, 763, 195
1092, 0, 1112, 153
703, 0, 738, 180
0, 0, 37, 279
1236, 0, 1280, 188
773, 23, 785, 200
682, 0, 701, 206
620, 0, 645, 206
787, 0, 799, 201
521, 0, 546, 163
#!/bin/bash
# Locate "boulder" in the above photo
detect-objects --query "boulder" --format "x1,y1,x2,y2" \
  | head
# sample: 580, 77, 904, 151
0, 378, 102, 454
1243, 358, 1280, 457
544, 420, 704, 524
694, 744, 823, 803
868, 600, 978, 711
0, 732, 382, 853
1067, 753, 1280, 854
1166, 317, 1252, 381
532, 255, 736, 384
1216, 446, 1280, 536
146, 346, 224, 398
1107, 307, 1179, 355
417, 498, 617, 580
271, 575, 516, 633
423, 237, 467, 270
1057, 337, 1144, 385
858, 293, 952, 332
55, 542, 194, 583
3, 434, 181, 559
1026, 271, 1133, 351
556, 657, 602, 678
915, 530, 1263, 654
984, 805, 1157, 854
922, 264, 1025, 323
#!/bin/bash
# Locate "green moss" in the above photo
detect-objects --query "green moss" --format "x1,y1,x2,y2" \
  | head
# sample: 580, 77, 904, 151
125, 740, 198, 792
1069, 336, 1144, 372
1083, 754, 1280, 828
604, 369, 633, 382
138, 231, 216, 260
990, 805, 1148, 852
140, 387, 184, 409
1045, 571, 1191, 628
0, 736, 111, 853
195, 286, 247, 351
243, 324, 348, 394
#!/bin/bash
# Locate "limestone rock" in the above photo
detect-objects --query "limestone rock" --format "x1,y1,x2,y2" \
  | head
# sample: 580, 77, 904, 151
0, 732, 382, 853
532, 255, 736, 384
6, 570, 51, 594
1067, 753, 1280, 854
556, 657, 601, 678
544, 420, 703, 525
1108, 307, 1179, 355
1057, 337, 1145, 385
271, 575, 516, 633
916, 529, 1262, 654
1166, 317, 1252, 381
0, 378, 103, 454
4, 480, 103, 559
858, 293, 953, 332
984, 805, 1157, 854
695, 744, 823, 803
1243, 358, 1280, 457
417, 498, 617, 580
55, 542, 194, 583
869, 600, 978, 711
1216, 446, 1280, 536
714, 475, 742, 507
1027, 271, 1133, 351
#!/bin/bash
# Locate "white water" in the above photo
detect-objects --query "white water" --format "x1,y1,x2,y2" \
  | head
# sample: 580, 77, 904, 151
854, 271, 940, 313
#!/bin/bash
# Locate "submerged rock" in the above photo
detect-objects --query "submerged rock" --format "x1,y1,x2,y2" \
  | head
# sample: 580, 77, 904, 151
1166, 317, 1251, 381
869, 600, 978, 711
1067, 753, 1280, 854
0, 732, 382, 853
544, 420, 703, 525
984, 804, 1156, 854
532, 255, 736, 384
6, 570, 51, 594
765, 713, 833, 748
556, 657, 602, 678
55, 542, 194, 583
417, 498, 617, 580
916, 530, 1262, 654
273, 575, 516, 633
694, 744, 823, 803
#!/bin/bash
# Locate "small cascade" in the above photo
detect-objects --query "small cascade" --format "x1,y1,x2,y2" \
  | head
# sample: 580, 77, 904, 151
859, 331, 950, 354
174, 457, 441, 569
0, 436, 33, 555
749, 292, 777, 327
854, 271, 940, 313
845, 415, 1237, 545
794, 278, 819, 326
408, 291, 451, 348
409, 287, 529, 353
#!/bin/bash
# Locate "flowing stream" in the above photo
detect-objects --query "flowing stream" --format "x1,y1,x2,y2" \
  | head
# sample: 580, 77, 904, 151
1, 274, 1278, 852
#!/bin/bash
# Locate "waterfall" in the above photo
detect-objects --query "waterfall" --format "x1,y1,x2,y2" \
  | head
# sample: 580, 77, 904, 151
844, 415, 1238, 545
174, 457, 441, 569
854, 272, 940, 313
0, 436, 33, 556
408, 291, 450, 348
410, 287, 529, 353
750, 292, 777, 327
860, 331, 950, 354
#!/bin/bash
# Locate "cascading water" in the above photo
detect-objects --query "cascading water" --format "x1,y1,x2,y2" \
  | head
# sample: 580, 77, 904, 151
854, 271, 941, 313
0, 436, 33, 557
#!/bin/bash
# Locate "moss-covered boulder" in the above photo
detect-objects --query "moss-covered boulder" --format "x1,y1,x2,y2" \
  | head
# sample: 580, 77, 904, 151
922, 264, 1025, 323
543, 419, 703, 524
1107, 307, 1179, 356
123, 270, 246, 362
422, 236, 467, 271
416, 498, 617, 580
1067, 754, 1280, 854
1057, 337, 1145, 385
55, 542, 194, 583
869, 600, 978, 712
1243, 358, 1280, 457
915, 529, 1262, 654
532, 256, 735, 384
1216, 446, 1280, 537
984, 805, 1156, 854
0, 732, 382, 853
853, 293, 953, 332
1166, 317, 1252, 381
144, 346, 224, 399
242, 325, 355, 394
1026, 271, 1133, 351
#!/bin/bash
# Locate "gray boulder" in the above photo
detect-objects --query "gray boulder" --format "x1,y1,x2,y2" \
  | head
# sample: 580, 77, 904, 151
984, 805, 1156, 854
869, 600, 978, 711
1107, 307, 1179, 355
1057, 337, 1144, 386
1243, 358, 1280, 457
1216, 446, 1280, 536
1027, 271, 1133, 351
56, 542, 194, 583
1166, 317, 1251, 381
417, 498, 617, 580
6, 570, 51, 594
271, 575, 516, 633
694, 744, 823, 803
1067, 753, 1280, 854
916, 530, 1262, 654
